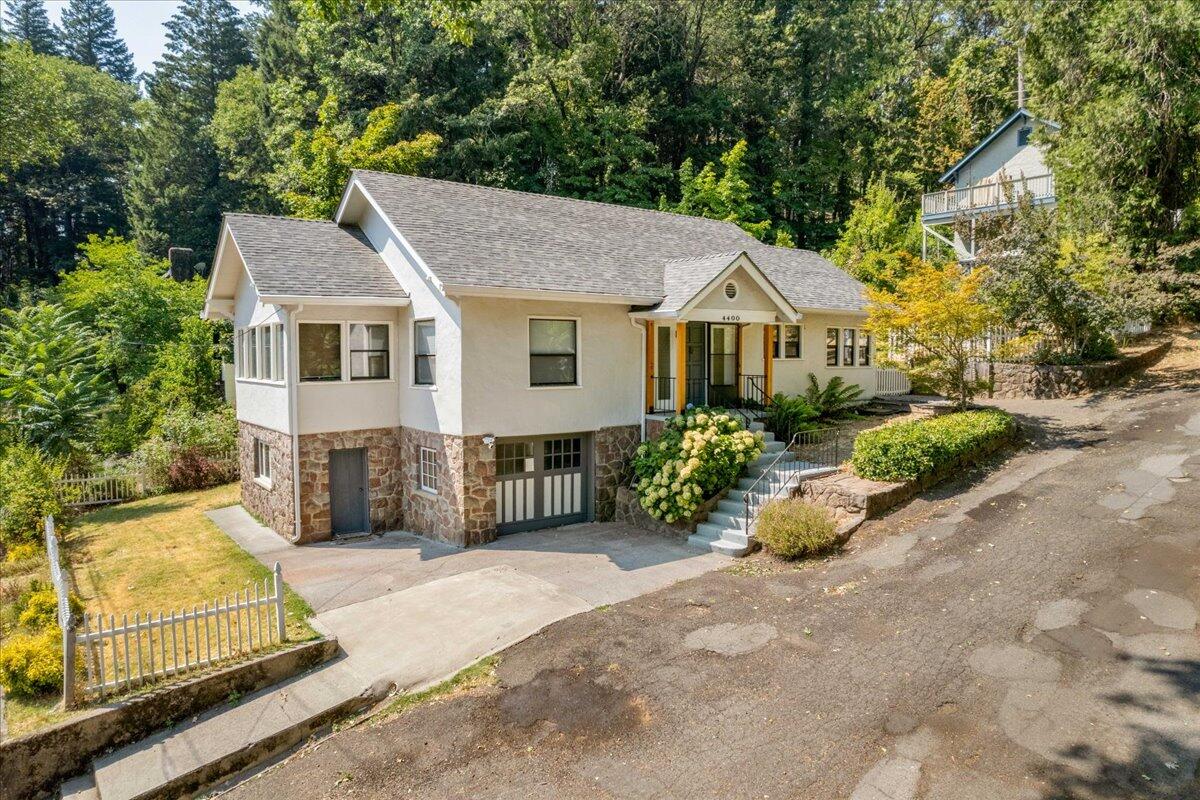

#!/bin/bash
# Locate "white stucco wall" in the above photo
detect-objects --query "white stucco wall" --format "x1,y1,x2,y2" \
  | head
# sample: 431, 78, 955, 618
293, 304, 402, 435
771, 313, 876, 400
232, 273, 291, 434
459, 297, 642, 437
354, 196, 465, 435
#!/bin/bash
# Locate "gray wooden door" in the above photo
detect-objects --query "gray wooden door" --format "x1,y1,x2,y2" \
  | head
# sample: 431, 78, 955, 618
329, 447, 369, 536
494, 434, 591, 534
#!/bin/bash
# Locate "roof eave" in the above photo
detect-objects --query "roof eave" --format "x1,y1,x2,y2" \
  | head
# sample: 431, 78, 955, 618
258, 294, 411, 307
442, 283, 662, 306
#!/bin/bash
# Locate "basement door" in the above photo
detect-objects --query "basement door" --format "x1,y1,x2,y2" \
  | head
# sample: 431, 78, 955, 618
494, 434, 591, 534
329, 447, 369, 536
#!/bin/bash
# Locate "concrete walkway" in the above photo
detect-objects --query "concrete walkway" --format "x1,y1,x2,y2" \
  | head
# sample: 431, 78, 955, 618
88, 513, 724, 800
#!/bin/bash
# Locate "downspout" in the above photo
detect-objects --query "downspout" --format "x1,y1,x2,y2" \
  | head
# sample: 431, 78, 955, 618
286, 304, 304, 543
630, 316, 647, 441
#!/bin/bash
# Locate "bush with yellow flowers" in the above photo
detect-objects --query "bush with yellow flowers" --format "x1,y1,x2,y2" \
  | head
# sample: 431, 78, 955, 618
632, 408, 763, 523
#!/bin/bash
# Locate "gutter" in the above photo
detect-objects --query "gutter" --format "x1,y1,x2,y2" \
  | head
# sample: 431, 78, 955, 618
630, 317, 647, 441
285, 304, 304, 542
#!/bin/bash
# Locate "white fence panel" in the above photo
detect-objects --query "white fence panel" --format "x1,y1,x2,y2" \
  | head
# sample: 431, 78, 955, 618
875, 368, 911, 396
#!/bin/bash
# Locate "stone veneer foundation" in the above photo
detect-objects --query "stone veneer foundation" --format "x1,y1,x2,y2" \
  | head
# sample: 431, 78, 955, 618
297, 426, 404, 542
238, 421, 296, 540
241, 422, 643, 548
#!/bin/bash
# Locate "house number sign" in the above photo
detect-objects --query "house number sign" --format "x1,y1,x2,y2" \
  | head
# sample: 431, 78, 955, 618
722, 315, 741, 321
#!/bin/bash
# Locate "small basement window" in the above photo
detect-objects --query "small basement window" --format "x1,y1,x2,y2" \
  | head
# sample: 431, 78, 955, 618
419, 447, 439, 493
253, 438, 271, 484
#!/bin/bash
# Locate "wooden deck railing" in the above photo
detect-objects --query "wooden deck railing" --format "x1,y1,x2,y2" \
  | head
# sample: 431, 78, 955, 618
922, 173, 1054, 218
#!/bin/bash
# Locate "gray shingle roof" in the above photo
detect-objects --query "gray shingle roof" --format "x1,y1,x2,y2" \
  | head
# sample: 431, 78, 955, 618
225, 214, 405, 300
658, 252, 754, 314
351, 171, 865, 312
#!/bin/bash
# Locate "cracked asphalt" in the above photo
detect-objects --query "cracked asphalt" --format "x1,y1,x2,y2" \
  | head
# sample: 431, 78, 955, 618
224, 332, 1200, 800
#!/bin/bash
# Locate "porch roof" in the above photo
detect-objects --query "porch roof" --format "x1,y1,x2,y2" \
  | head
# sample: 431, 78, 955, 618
649, 250, 799, 321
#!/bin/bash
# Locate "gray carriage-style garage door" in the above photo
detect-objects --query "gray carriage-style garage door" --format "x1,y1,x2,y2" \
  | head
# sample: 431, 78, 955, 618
494, 434, 592, 534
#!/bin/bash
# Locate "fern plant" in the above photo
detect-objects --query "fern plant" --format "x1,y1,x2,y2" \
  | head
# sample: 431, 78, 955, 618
763, 393, 819, 441
803, 374, 863, 419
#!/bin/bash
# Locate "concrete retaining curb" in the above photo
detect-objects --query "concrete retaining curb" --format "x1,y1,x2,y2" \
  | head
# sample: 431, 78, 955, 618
0, 638, 338, 800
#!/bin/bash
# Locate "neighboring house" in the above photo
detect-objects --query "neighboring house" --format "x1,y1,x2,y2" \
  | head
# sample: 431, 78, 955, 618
202, 171, 879, 548
921, 107, 1059, 263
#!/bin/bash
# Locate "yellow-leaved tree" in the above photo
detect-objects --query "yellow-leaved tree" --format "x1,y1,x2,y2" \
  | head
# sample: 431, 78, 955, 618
865, 262, 998, 409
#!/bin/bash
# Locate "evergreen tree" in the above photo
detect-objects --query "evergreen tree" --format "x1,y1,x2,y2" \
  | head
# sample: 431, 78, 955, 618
126, 0, 251, 263
59, 0, 136, 83
2, 0, 59, 55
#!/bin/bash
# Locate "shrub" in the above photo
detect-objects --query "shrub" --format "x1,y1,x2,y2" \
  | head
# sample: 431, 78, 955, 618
0, 627, 63, 697
16, 587, 83, 629
4, 541, 42, 564
850, 409, 1015, 482
0, 444, 68, 548
803, 374, 863, 419
632, 409, 764, 523
136, 405, 238, 492
763, 393, 819, 441
756, 499, 839, 559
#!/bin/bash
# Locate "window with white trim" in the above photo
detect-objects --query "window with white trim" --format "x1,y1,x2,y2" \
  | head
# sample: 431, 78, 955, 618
529, 318, 578, 386
414, 319, 436, 386
842, 328, 857, 366
273, 325, 284, 379
253, 438, 271, 483
350, 323, 389, 380
299, 323, 341, 381
826, 328, 839, 366
857, 329, 872, 366
247, 327, 258, 378
772, 324, 802, 359
419, 447, 439, 492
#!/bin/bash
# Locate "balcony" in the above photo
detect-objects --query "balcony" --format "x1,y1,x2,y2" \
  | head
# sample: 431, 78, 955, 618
921, 173, 1055, 223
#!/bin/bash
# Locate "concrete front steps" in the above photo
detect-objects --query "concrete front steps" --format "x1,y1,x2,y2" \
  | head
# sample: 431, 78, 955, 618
687, 422, 831, 557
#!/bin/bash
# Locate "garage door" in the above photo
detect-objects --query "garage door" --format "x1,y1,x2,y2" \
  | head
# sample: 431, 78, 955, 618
495, 434, 591, 534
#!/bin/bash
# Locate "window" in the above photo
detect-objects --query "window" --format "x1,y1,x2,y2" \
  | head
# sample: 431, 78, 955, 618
247, 327, 258, 378
857, 330, 871, 366
273, 325, 284, 380
253, 438, 271, 483
261, 325, 273, 380
496, 442, 534, 476
826, 328, 839, 366
299, 323, 341, 381
235, 330, 245, 378
1017, 125, 1032, 146
842, 328, 857, 366
419, 446, 439, 492
350, 323, 389, 380
529, 318, 578, 386
414, 320, 436, 386
543, 437, 583, 471
773, 324, 802, 359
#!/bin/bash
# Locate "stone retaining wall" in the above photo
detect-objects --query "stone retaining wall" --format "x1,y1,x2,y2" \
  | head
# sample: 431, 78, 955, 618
594, 425, 641, 522
0, 639, 338, 800
614, 484, 725, 539
989, 340, 1172, 399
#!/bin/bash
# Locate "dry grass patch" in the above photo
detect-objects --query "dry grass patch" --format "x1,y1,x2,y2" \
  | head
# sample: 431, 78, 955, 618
65, 484, 314, 641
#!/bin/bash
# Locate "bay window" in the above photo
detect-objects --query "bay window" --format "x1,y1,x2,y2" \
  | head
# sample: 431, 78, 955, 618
350, 323, 389, 380
299, 323, 341, 381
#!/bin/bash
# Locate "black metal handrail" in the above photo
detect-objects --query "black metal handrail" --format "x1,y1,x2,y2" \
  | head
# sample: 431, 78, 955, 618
648, 374, 773, 414
742, 426, 842, 533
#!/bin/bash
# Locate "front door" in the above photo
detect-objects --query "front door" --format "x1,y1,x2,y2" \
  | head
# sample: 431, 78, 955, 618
708, 323, 739, 407
495, 434, 591, 534
685, 322, 707, 406
329, 447, 369, 536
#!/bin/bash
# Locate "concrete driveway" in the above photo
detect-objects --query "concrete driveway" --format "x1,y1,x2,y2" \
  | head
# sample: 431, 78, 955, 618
211, 510, 727, 615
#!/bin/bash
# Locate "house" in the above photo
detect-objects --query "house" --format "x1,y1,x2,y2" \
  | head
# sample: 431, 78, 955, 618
921, 107, 1059, 263
202, 171, 880, 548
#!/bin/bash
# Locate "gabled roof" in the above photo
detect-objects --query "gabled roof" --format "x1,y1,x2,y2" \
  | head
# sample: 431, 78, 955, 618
655, 251, 799, 320
223, 214, 406, 302
938, 108, 1061, 184
338, 171, 866, 313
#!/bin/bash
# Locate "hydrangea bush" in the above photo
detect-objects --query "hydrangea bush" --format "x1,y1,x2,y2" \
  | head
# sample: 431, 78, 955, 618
632, 409, 764, 523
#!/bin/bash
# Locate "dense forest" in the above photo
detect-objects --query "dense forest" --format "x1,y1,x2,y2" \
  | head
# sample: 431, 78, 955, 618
0, 0, 1198, 471
3, 0, 1196, 289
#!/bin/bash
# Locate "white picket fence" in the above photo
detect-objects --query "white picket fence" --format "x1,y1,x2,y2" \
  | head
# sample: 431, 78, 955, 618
875, 367, 911, 396
59, 470, 143, 507
43, 516, 287, 707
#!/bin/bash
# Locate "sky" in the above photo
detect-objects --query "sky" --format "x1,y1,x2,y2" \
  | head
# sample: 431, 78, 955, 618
35, 0, 256, 76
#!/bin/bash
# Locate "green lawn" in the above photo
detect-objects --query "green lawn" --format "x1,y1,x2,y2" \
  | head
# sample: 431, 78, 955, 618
2, 484, 315, 738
